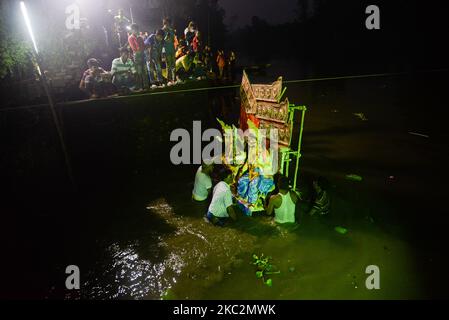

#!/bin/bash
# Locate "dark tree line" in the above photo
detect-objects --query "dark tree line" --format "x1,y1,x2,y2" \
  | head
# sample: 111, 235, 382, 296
228, 0, 449, 75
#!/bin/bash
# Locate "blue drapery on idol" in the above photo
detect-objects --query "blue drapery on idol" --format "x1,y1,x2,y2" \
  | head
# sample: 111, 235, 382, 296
236, 168, 275, 216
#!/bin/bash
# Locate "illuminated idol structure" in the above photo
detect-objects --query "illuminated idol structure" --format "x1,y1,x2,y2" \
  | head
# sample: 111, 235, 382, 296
217, 71, 307, 216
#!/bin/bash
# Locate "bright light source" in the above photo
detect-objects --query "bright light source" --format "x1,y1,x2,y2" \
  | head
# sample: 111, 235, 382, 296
126, 25, 131, 31
20, 1, 39, 54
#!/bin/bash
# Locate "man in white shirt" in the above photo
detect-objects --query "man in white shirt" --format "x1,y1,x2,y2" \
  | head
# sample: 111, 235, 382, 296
111, 47, 137, 91
266, 175, 299, 224
206, 168, 237, 226
192, 162, 213, 202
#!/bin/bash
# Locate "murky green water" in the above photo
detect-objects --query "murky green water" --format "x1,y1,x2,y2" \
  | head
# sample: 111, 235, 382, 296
78, 175, 424, 300
7, 75, 446, 299
72, 75, 449, 300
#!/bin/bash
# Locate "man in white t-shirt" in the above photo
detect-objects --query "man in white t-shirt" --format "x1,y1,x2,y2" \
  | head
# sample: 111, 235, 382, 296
206, 168, 237, 226
192, 162, 213, 202
266, 175, 299, 224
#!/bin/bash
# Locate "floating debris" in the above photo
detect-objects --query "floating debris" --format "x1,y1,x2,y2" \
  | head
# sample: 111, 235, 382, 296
408, 132, 429, 138
253, 254, 280, 287
386, 176, 397, 184
353, 113, 368, 121
345, 174, 363, 182
365, 216, 374, 223
335, 226, 348, 235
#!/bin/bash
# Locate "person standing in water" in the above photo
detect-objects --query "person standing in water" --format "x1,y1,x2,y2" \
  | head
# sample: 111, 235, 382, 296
206, 168, 237, 226
309, 177, 330, 216
192, 161, 214, 202
266, 176, 299, 224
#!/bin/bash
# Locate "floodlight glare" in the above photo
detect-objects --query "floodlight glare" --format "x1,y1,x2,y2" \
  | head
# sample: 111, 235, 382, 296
20, 1, 39, 54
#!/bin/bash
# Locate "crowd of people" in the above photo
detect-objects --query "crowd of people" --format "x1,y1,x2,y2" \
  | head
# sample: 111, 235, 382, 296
79, 11, 237, 99
192, 161, 330, 227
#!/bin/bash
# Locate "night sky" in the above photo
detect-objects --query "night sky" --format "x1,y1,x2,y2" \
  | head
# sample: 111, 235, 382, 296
220, 0, 299, 29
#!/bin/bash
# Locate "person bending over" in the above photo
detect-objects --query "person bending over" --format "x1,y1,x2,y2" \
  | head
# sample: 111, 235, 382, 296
175, 51, 195, 81
206, 168, 237, 226
266, 176, 299, 224
145, 29, 165, 86
192, 162, 213, 202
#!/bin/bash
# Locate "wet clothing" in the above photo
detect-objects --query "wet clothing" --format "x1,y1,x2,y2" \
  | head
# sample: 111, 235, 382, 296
274, 192, 296, 224
208, 181, 233, 218
192, 166, 212, 202
206, 211, 228, 227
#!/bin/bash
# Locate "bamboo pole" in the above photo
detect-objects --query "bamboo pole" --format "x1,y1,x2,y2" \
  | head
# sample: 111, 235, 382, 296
35, 56, 75, 188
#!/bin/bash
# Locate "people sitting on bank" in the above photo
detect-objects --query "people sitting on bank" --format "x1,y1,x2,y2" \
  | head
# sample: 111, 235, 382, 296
78, 14, 238, 97
128, 23, 148, 90
79, 58, 111, 99
266, 176, 300, 224
192, 161, 214, 202
309, 177, 330, 216
145, 29, 165, 87
206, 168, 237, 226
111, 47, 137, 93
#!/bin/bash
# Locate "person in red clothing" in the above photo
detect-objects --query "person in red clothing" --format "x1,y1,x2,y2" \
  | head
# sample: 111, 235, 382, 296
128, 23, 148, 90
192, 31, 201, 53
216, 50, 225, 79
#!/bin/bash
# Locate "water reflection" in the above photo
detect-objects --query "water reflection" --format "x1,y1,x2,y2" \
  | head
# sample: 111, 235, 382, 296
80, 192, 418, 300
